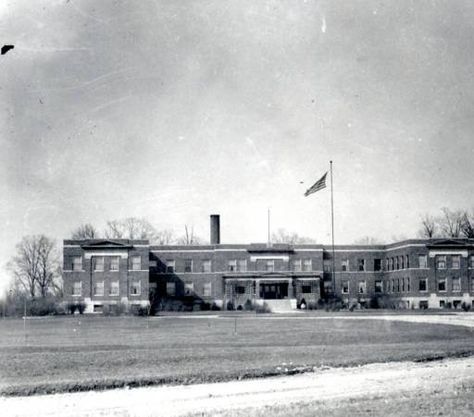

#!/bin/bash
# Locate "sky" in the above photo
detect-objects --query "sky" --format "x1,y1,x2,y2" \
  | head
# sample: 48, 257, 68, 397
1, 0, 474, 292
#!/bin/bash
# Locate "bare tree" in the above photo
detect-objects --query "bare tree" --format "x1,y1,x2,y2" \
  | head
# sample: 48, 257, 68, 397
104, 217, 157, 241
155, 229, 175, 245
461, 210, 474, 238
176, 225, 204, 245
439, 208, 464, 238
8, 235, 59, 299
271, 228, 316, 244
71, 223, 98, 239
353, 236, 383, 245
418, 213, 437, 238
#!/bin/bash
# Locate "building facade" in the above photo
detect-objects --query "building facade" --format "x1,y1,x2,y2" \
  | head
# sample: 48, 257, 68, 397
62, 217, 474, 313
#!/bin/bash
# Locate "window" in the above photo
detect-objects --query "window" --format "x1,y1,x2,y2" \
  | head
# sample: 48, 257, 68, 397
131, 256, 141, 271
302, 285, 312, 293
130, 281, 141, 295
437, 256, 446, 270
401, 278, 405, 292
374, 280, 382, 293
166, 260, 175, 273
203, 282, 212, 297
395, 257, 399, 270
323, 260, 331, 273
401, 256, 405, 269
237, 259, 247, 272
303, 259, 312, 272
93, 257, 104, 271
341, 280, 349, 294
93, 281, 104, 296
72, 256, 82, 271
374, 259, 381, 272
228, 260, 237, 272
235, 285, 246, 295
389, 258, 393, 271
439, 300, 446, 308
419, 278, 427, 292
406, 255, 410, 269
438, 278, 447, 292
72, 281, 82, 296
109, 281, 119, 296
358, 281, 366, 294
358, 259, 365, 272
166, 282, 176, 296
419, 300, 428, 309
418, 255, 427, 269
341, 259, 349, 272
395, 278, 400, 292
266, 260, 275, 272
184, 259, 193, 273
184, 282, 194, 295
293, 259, 302, 272
110, 257, 120, 271
451, 255, 460, 269
406, 277, 411, 292
452, 277, 461, 292
202, 260, 212, 273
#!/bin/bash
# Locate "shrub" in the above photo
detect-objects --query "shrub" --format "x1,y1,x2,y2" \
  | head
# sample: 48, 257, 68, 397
461, 302, 471, 312
211, 302, 221, 311
226, 301, 235, 311
244, 299, 253, 311
130, 305, 149, 316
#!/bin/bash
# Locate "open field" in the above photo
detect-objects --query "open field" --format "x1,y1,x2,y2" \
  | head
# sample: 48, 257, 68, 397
0, 313, 473, 396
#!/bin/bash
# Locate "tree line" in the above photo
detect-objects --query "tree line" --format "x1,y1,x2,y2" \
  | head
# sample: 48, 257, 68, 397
418, 208, 474, 239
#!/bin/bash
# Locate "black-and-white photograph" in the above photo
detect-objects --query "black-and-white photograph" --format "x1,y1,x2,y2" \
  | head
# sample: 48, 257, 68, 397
1, 1, 473, 416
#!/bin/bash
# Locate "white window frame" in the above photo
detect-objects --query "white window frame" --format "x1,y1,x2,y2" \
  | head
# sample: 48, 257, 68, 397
72, 256, 83, 271
358, 280, 366, 294
110, 256, 120, 271
341, 280, 349, 294
419, 255, 428, 269
109, 280, 120, 296
72, 281, 82, 297
437, 255, 446, 270
166, 282, 176, 296
341, 259, 349, 272
293, 259, 302, 272
131, 256, 141, 271
203, 282, 212, 297
452, 277, 461, 292
374, 280, 382, 293
184, 282, 194, 295
237, 259, 247, 272
130, 281, 141, 296
93, 256, 105, 272
438, 278, 447, 292
266, 260, 275, 272
451, 255, 460, 270
228, 260, 237, 272
93, 281, 104, 296
166, 260, 175, 273
358, 259, 365, 272
184, 259, 193, 273
303, 259, 312, 272
202, 260, 212, 273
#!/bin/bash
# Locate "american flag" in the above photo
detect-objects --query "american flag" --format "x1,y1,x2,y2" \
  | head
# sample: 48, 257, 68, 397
304, 172, 327, 197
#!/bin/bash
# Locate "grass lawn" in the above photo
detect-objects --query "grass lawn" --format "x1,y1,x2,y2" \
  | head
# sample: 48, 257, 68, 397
0, 314, 473, 396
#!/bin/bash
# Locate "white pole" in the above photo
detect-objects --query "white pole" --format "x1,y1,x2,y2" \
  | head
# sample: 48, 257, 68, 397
330, 161, 336, 296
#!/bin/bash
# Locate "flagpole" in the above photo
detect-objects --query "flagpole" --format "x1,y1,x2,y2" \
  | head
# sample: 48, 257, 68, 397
330, 161, 336, 296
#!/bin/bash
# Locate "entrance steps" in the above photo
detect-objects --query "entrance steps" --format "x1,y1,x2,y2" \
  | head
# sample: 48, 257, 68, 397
263, 299, 297, 313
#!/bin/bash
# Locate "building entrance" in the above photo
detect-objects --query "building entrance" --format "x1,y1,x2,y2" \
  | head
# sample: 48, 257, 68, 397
259, 282, 289, 299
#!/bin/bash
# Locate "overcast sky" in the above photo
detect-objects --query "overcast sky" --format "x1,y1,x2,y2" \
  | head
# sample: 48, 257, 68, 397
1, 0, 474, 291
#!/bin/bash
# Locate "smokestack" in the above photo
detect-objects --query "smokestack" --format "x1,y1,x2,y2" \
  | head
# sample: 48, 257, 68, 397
210, 214, 220, 245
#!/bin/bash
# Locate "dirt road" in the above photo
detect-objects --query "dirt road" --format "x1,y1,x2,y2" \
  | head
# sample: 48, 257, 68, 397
1, 355, 473, 417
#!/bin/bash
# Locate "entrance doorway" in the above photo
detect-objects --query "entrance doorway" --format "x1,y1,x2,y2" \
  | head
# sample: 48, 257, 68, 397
259, 282, 288, 299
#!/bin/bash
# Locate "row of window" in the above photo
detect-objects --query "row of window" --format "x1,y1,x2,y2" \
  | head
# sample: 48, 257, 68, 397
72, 280, 142, 296
72, 256, 142, 272
164, 259, 314, 273
339, 276, 474, 295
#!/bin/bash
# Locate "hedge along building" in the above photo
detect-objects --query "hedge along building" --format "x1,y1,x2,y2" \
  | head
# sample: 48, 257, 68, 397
62, 215, 474, 313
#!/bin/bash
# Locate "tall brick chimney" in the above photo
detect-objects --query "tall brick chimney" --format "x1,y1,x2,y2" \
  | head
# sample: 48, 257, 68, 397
210, 214, 220, 245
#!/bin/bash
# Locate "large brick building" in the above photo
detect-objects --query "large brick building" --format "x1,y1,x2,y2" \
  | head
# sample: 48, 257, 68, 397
63, 215, 474, 313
